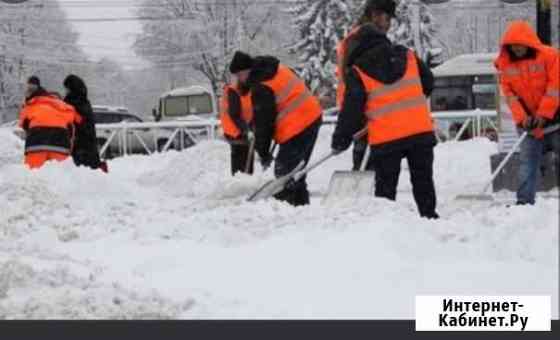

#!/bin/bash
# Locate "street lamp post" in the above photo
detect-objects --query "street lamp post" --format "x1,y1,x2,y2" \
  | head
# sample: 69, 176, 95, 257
536, 0, 552, 45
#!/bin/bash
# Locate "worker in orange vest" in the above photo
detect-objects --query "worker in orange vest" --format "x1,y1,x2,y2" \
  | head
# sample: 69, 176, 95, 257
495, 21, 560, 205
229, 51, 323, 206
331, 0, 439, 219
19, 76, 83, 169
337, 23, 369, 170
220, 80, 255, 176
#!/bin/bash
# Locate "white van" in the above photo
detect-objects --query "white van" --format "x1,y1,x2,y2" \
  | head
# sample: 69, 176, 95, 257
154, 86, 217, 122
152, 86, 219, 151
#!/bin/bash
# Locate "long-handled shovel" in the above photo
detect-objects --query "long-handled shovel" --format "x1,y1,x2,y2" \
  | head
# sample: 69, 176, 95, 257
322, 128, 375, 203
244, 132, 256, 173
248, 151, 335, 203
455, 124, 560, 201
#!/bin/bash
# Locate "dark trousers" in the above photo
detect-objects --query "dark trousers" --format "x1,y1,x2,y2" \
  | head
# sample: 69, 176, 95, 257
274, 118, 321, 207
230, 143, 254, 176
369, 144, 438, 218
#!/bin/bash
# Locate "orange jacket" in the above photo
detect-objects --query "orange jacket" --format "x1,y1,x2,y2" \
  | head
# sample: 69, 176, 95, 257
220, 85, 253, 139
20, 95, 82, 130
261, 64, 322, 144
355, 50, 433, 145
495, 21, 560, 125
19, 95, 83, 155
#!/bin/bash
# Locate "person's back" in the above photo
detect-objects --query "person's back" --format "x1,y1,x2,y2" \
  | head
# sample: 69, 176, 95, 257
19, 76, 82, 169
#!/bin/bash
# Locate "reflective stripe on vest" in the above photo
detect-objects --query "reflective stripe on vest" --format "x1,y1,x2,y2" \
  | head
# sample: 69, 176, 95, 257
261, 64, 322, 144
365, 96, 428, 120
25, 145, 70, 155
276, 86, 314, 122
503, 67, 520, 76
546, 88, 560, 98
355, 50, 433, 145
367, 77, 422, 102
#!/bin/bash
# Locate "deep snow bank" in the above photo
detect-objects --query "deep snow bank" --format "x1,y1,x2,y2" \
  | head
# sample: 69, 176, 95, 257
0, 125, 557, 318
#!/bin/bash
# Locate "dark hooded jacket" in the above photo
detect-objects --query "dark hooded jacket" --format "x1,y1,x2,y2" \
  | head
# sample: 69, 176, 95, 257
245, 56, 282, 160
332, 25, 436, 155
63, 75, 101, 168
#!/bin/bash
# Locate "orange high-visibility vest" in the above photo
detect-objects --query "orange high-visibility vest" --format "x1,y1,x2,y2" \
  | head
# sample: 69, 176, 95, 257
261, 65, 322, 144
220, 85, 254, 139
354, 50, 433, 145
336, 26, 361, 108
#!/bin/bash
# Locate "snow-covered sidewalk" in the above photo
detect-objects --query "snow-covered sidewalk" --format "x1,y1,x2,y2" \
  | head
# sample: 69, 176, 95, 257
0, 126, 557, 319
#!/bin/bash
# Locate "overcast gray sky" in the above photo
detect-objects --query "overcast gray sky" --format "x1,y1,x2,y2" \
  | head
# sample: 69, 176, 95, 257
59, 0, 145, 67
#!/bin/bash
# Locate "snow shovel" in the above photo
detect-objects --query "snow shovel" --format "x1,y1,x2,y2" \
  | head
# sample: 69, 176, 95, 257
455, 131, 528, 201
247, 151, 336, 203
455, 124, 560, 201
323, 128, 375, 203
244, 132, 256, 173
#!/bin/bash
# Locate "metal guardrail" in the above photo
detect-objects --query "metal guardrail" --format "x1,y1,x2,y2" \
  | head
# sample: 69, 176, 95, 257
2, 109, 499, 159
95, 119, 221, 158
323, 109, 498, 141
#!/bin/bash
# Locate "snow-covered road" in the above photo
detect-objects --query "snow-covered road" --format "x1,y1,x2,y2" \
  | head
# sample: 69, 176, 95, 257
0, 126, 557, 319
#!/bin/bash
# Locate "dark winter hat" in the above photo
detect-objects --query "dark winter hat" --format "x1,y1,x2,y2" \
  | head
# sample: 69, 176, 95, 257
365, 0, 397, 18
27, 76, 41, 87
229, 51, 254, 74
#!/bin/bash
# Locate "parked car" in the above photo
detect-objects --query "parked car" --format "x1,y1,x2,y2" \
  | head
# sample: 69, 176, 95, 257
93, 106, 196, 159
93, 106, 157, 158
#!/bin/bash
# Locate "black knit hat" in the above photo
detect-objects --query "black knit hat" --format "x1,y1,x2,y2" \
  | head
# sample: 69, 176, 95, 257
366, 0, 397, 18
229, 51, 254, 74
27, 76, 41, 87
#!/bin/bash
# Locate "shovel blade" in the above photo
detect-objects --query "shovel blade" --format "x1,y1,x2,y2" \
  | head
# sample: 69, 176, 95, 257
323, 171, 375, 204
247, 161, 305, 202
454, 194, 494, 201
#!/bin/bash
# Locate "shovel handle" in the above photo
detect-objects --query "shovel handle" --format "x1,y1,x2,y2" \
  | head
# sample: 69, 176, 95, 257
244, 134, 256, 173
481, 125, 559, 194
294, 151, 336, 182
481, 131, 528, 194
359, 144, 371, 172
353, 127, 368, 141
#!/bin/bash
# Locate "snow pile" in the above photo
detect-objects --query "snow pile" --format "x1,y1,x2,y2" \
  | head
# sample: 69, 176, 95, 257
0, 258, 195, 320
0, 128, 23, 168
0, 125, 557, 319
138, 141, 265, 200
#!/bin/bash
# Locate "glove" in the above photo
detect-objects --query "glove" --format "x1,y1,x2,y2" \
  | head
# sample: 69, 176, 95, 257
522, 116, 546, 130
522, 117, 535, 130
331, 134, 352, 155
284, 177, 298, 191
246, 130, 255, 142
260, 153, 273, 171
532, 127, 545, 140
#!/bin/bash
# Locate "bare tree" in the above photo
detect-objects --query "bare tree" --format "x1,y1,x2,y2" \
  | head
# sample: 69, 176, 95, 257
134, 0, 291, 96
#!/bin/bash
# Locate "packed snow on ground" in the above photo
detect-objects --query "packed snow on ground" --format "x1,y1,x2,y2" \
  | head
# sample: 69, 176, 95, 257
0, 126, 557, 319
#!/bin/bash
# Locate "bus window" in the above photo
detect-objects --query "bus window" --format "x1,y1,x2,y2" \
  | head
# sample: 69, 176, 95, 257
431, 75, 497, 111
188, 94, 213, 115
431, 87, 472, 111
472, 84, 497, 110
164, 96, 189, 117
